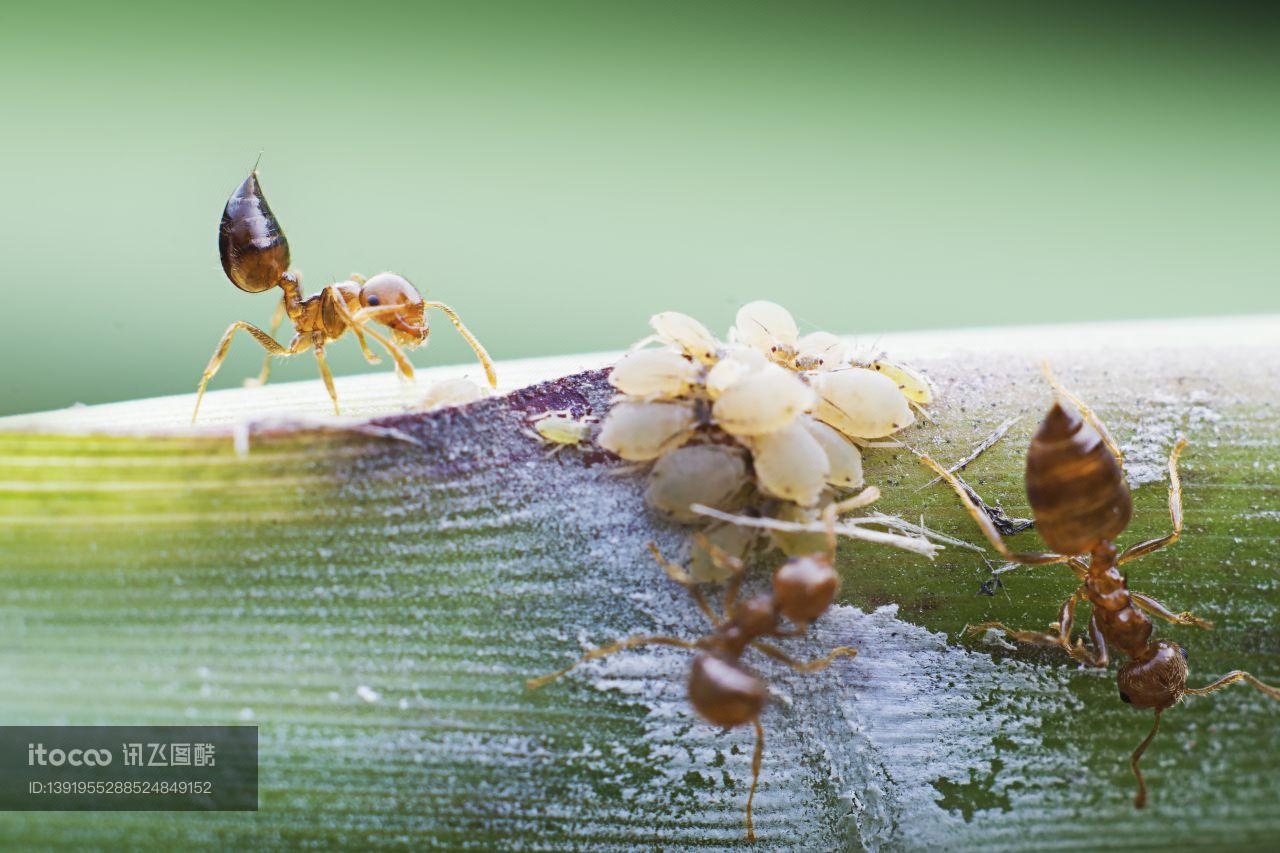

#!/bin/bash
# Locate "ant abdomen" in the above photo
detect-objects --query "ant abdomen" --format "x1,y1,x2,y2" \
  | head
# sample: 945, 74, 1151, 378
219, 171, 291, 293
689, 652, 767, 728
1117, 641, 1188, 711
1025, 402, 1133, 554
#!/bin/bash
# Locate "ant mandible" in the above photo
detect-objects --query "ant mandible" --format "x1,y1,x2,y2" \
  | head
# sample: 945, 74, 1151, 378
526, 492, 880, 841
192, 168, 498, 422
920, 367, 1280, 808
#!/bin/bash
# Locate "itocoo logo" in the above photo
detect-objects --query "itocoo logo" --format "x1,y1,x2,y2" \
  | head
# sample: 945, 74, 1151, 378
27, 743, 113, 767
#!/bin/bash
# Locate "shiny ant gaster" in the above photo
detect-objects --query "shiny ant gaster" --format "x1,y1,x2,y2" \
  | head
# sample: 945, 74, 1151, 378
193, 169, 497, 421
921, 369, 1280, 808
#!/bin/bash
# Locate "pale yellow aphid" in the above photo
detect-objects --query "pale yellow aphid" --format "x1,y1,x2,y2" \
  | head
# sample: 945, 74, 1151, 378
597, 400, 698, 461
768, 503, 829, 557
689, 520, 757, 583
704, 346, 770, 400
748, 419, 829, 507
711, 363, 816, 437
794, 331, 848, 371
644, 444, 749, 523
812, 368, 915, 439
418, 377, 490, 410
650, 311, 720, 365
733, 300, 799, 363
530, 411, 596, 445
868, 359, 934, 405
609, 348, 702, 399
801, 416, 865, 489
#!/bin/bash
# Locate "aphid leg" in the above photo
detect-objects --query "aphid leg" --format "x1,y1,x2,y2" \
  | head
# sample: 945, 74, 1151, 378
1042, 361, 1123, 466
648, 542, 721, 627
1184, 670, 1280, 701
1087, 615, 1110, 668
312, 334, 340, 415
746, 719, 764, 842
918, 454, 1071, 566
424, 301, 499, 389
193, 321, 294, 423
1131, 591, 1213, 630
248, 296, 288, 387
1119, 439, 1187, 565
1131, 710, 1163, 809
525, 635, 698, 691
910, 400, 936, 424
751, 640, 857, 672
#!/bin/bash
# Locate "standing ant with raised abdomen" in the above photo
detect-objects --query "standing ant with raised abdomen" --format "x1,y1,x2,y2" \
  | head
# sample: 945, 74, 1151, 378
920, 369, 1280, 808
527, 493, 883, 841
192, 169, 497, 422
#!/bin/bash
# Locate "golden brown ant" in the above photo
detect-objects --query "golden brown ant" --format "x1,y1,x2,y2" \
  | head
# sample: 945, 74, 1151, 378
921, 369, 1280, 808
526, 498, 868, 841
192, 169, 497, 422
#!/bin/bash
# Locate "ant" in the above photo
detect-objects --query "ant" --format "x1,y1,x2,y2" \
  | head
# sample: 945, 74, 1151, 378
192, 168, 497, 422
526, 492, 881, 841
920, 368, 1280, 808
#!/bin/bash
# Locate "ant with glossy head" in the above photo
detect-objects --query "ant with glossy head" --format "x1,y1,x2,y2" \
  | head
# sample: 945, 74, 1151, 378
192, 167, 497, 422
525, 491, 892, 841
919, 367, 1280, 808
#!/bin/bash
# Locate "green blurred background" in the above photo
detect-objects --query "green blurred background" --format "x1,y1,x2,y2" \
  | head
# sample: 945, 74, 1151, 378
1, 1, 1277, 416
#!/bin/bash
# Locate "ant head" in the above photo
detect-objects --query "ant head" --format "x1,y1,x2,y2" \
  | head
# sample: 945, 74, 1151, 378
772, 554, 839, 626
733, 594, 780, 638
359, 273, 427, 346
688, 652, 767, 728
1117, 640, 1188, 711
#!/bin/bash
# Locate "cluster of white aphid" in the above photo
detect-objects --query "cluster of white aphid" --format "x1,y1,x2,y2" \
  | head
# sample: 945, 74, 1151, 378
597, 301, 933, 580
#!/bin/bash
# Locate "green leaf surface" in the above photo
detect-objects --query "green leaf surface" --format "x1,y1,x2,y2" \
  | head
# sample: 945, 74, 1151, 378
1, 319, 1277, 850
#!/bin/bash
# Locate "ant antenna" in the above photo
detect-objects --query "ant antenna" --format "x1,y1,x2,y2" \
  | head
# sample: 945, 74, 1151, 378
251, 151, 264, 174
1131, 710, 1162, 808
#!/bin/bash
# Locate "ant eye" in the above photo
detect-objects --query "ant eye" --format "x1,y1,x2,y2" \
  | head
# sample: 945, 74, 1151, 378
367, 296, 380, 306
1119, 691, 1132, 704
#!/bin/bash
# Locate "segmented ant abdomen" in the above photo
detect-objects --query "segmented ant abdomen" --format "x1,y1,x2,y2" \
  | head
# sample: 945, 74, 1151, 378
219, 171, 291, 293
1025, 403, 1132, 555
688, 652, 767, 728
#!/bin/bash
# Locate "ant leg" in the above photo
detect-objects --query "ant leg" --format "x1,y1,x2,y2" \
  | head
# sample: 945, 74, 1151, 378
526, 635, 698, 691
423, 301, 498, 388
690, 532, 747, 618
1131, 591, 1213, 630
967, 590, 1097, 664
1087, 615, 1110, 668
745, 719, 764, 842
193, 321, 294, 423
328, 292, 416, 378
1184, 670, 1280, 701
311, 335, 340, 415
1119, 439, 1187, 565
248, 296, 288, 387
918, 454, 1071, 566
751, 640, 857, 672
1131, 710, 1163, 809
648, 542, 721, 628
1042, 362, 1124, 466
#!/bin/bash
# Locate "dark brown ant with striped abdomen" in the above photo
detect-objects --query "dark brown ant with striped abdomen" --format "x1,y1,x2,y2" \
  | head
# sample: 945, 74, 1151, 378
527, 498, 869, 841
192, 169, 497, 422
920, 370, 1280, 808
